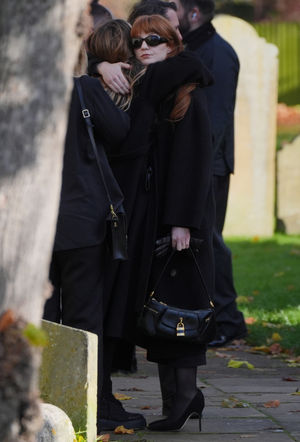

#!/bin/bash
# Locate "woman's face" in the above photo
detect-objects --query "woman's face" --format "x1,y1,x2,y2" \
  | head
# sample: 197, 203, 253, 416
133, 33, 171, 66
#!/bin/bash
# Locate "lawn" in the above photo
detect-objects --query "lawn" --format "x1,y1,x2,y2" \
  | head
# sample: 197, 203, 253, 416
228, 234, 300, 355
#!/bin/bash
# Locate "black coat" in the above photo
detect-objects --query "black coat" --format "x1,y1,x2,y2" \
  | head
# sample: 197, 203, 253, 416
104, 53, 215, 366
184, 24, 239, 176
54, 76, 130, 251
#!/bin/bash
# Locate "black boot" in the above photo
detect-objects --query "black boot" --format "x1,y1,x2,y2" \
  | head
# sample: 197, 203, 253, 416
148, 367, 204, 432
158, 363, 176, 416
97, 338, 146, 432
98, 393, 146, 431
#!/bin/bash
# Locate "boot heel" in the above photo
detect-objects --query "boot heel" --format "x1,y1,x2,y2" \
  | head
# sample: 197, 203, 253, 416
199, 414, 202, 432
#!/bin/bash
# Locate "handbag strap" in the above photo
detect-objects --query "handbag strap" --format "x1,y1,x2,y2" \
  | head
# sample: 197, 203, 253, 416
75, 77, 118, 220
151, 246, 214, 307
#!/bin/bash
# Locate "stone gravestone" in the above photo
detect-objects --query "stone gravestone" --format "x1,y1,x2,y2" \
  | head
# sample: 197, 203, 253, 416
277, 136, 300, 234
39, 320, 98, 442
213, 15, 278, 237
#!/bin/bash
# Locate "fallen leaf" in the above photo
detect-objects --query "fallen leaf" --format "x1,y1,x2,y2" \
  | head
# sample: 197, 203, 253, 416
264, 400, 280, 408
252, 236, 260, 242
114, 393, 133, 401
287, 285, 295, 291
290, 248, 300, 256
215, 351, 232, 359
268, 343, 283, 354
245, 317, 257, 325
141, 405, 151, 409
252, 290, 260, 295
291, 391, 300, 396
272, 333, 282, 342
251, 345, 270, 353
288, 363, 300, 368
114, 426, 134, 434
236, 296, 254, 304
97, 434, 110, 442
282, 377, 298, 382
221, 396, 249, 408
227, 360, 254, 370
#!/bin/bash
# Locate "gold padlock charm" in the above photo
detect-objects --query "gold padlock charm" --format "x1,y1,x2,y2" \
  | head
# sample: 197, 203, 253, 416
176, 317, 185, 337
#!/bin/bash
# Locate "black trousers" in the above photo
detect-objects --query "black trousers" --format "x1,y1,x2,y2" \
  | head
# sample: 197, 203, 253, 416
43, 244, 106, 409
213, 175, 247, 337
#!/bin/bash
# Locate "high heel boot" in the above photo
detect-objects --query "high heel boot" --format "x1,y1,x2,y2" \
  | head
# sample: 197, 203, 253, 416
148, 389, 204, 432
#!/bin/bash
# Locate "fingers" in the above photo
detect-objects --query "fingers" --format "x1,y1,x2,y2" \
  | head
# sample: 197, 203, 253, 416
171, 227, 190, 251
120, 62, 131, 70
99, 62, 131, 94
107, 76, 130, 94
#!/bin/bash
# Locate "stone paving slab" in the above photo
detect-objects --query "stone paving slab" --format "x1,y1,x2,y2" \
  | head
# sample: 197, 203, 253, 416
107, 433, 293, 442
109, 346, 299, 441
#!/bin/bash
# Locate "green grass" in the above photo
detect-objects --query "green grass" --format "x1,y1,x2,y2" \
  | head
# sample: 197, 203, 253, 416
227, 234, 300, 355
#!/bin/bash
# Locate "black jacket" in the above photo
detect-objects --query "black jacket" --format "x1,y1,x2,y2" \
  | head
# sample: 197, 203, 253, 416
103, 53, 215, 350
184, 24, 240, 175
54, 76, 130, 251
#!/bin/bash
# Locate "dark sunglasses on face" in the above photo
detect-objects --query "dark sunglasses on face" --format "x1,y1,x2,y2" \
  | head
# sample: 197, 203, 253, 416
131, 34, 168, 49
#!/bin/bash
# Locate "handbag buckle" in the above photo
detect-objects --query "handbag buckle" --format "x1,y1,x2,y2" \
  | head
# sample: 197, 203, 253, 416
176, 317, 185, 337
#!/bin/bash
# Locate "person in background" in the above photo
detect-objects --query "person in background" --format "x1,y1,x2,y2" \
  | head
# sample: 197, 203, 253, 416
171, 0, 247, 347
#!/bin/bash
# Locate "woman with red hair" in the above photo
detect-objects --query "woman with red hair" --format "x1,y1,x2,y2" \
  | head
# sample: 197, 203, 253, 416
88, 15, 215, 433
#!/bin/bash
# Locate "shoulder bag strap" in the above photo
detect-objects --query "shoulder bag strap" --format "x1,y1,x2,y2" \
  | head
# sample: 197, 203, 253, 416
74, 77, 118, 220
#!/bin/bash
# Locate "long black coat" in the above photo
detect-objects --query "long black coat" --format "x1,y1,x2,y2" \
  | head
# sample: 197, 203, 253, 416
54, 76, 130, 251
184, 24, 239, 176
104, 52, 214, 366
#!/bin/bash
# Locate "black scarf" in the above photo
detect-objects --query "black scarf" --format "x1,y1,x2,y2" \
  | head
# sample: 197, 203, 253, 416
183, 21, 216, 51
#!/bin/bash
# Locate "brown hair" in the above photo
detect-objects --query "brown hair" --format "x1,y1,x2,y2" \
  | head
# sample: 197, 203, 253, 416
87, 19, 144, 110
131, 15, 196, 121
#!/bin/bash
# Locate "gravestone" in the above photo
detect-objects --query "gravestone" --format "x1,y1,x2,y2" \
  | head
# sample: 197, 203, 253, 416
213, 15, 278, 237
277, 136, 300, 234
37, 404, 75, 442
39, 321, 98, 442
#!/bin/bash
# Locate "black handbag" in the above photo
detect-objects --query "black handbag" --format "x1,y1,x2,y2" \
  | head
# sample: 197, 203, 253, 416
139, 244, 216, 343
75, 78, 128, 261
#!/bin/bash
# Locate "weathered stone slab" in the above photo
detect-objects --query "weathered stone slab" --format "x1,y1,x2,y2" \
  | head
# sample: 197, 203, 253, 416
213, 15, 278, 237
37, 403, 75, 442
277, 135, 300, 233
39, 320, 98, 442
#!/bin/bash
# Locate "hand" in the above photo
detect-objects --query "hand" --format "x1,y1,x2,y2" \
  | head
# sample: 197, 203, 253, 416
171, 227, 190, 251
98, 61, 131, 94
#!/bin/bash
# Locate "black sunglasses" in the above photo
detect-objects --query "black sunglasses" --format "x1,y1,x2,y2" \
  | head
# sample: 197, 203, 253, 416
131, 34, 168, 49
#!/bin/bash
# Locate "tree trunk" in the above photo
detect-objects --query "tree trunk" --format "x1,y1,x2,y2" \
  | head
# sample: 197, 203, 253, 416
0, 1, 85, 440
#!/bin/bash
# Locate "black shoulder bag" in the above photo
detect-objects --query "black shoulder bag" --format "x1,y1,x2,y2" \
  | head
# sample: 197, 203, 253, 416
138, 245, 216, 344
75, 78, 128, 261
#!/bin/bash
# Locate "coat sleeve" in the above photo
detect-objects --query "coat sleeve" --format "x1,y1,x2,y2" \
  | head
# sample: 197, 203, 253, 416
206, 43, 239, 155
79, 76, 130, 151
162, 88, 213, 230
143, 51, 213, 107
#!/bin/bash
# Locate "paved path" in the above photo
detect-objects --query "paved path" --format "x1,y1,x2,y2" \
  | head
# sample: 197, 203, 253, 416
109, 344, 300, 442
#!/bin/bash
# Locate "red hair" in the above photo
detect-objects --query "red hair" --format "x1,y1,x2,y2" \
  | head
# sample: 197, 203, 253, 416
131, 15, 183, 57
131, 15, 196, 121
